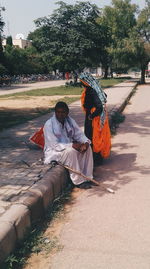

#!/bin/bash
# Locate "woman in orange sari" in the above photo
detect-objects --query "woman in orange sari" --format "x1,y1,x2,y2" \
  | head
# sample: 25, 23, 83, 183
79, 72, 111, 165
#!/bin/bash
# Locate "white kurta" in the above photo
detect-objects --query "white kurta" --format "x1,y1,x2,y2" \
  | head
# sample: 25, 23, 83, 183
43, 114, 93, 185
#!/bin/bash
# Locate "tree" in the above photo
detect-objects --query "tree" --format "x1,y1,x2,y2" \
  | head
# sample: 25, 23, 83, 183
119, 33, 150, 83
6, 36, 13, 46
100, 0, 150, 83
100, 0, 138, 77
4, 46, 28, 75
4, 45, 46, 75
0, 6, 5, 66
135, 0, 150, 83
28, 1, 107, 74
0, 63, 7, 74
137, 0, 150, 43
115, 0, 150, 83
25, 46, 47, 73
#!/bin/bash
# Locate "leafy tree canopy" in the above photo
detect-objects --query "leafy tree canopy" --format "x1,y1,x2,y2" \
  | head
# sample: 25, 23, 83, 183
6, 36, 13, 46
4, 45, 46, 75
0, 6, 5, 64
117, 0, 150, 83
97, 0, 138, 76
28, 1, 107, 73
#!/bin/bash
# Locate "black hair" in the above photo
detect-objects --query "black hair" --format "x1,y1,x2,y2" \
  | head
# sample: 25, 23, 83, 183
54, 101, 69, 113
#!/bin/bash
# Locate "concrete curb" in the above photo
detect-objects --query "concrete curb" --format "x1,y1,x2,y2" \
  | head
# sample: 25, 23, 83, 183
0, 80, 138, 264
108, 81, 138, 127
0, 165, 69, 263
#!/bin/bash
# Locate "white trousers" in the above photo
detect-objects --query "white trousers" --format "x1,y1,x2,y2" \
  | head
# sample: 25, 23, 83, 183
60, 146, 93, 185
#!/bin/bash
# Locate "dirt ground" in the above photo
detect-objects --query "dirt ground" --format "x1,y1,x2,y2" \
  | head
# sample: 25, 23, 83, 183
23, 188, 83, 269
0, 95, 80, 130
0, 95, 78, 110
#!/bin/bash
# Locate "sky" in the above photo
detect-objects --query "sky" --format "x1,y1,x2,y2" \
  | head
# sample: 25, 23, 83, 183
0, 0, 146, 39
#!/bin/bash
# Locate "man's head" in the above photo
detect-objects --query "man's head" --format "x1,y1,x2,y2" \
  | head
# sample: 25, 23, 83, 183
54, 102, 69, 124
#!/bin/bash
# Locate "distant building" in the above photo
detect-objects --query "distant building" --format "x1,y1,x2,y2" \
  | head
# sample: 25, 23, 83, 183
146, 62, 150, 77
2, 38, 32, 49
84, 66, 103, 77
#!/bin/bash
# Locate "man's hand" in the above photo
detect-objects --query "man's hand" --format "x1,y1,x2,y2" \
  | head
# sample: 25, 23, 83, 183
72, 142, 82, 152
79, 142, 89, 153
72, 142, 89, 153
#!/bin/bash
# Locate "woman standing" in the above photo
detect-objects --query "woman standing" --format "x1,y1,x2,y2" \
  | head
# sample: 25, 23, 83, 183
79, 72, 111, 165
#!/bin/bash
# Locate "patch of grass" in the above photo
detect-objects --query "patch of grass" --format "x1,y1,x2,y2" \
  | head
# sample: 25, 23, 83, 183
0, 77, 130, 99
110, 111, 125, 135
1, 186, 73, 269
98, 77, 131, 88
0, 86, 83, 98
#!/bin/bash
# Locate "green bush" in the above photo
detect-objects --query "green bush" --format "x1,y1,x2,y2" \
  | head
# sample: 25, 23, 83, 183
0, 63, 8, 75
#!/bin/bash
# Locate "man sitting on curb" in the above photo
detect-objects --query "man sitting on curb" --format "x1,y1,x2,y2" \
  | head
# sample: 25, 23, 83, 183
43, 101, 93, 189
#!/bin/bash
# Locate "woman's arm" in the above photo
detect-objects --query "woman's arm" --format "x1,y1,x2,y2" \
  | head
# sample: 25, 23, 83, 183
90, 89, 103, 119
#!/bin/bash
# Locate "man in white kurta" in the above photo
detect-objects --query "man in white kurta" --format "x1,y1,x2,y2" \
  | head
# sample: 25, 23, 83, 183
43, 102, 93, 188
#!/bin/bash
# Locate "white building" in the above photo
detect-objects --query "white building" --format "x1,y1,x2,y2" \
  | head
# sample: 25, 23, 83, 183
84, 66, 103, 77
2, 38, 32, 49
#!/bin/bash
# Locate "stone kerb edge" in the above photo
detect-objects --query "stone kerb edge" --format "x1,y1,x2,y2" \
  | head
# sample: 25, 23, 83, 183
0, 204, 30, 262
108, 82, 138, 127
0, 164, 69, 264
117, 82, 138, 114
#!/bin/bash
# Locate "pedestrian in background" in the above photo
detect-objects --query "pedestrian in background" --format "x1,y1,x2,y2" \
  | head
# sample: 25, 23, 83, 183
65, 72, 70, 80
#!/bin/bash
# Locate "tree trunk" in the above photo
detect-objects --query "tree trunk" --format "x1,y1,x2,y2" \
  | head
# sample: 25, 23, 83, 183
140, 66, 146, 84
103, 66, 108, 79
62, 72, 65, 79
110, 68, 113, 78
73, 72, 78, 84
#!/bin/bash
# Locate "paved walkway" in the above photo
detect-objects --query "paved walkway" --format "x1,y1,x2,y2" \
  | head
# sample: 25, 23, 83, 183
50, 81, 150, 269
0, 79, 138, 262
0, 79, 66, 96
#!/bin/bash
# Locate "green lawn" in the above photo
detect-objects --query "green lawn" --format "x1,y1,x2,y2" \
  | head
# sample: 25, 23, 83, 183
0, 77, 130, 99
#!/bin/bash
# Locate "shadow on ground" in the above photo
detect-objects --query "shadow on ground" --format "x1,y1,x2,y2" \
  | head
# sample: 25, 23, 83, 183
0, 103, 150, 200
0, 107, 51, 131
90, 109, 150, 197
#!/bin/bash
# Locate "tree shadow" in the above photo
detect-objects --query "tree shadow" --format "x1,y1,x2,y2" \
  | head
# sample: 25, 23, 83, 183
88, 109, 150, 197
117, 110, 150, 136
89, 148, 149, 197
0, 100, 149, 201
0, 107, 51, 131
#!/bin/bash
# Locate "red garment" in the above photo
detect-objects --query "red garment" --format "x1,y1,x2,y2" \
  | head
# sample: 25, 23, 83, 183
65, 72, 70, 80
30, 127, 44, 149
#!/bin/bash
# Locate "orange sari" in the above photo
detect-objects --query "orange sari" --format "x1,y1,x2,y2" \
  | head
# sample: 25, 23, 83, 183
81, 88, 111, 158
